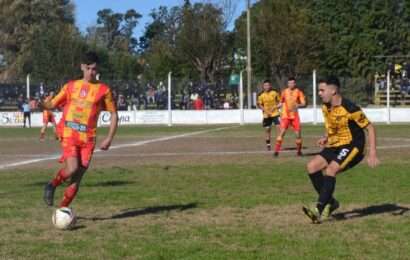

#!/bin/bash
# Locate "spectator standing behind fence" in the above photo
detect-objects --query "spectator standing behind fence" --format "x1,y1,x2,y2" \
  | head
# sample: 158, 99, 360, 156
146, 85, 156, 104
117, 94, 128, 111
30, 97, 38, 111
22, 98, 31, 128
17, 94, 24, 110
193, 95, 204, 110
204, 88, 214, 109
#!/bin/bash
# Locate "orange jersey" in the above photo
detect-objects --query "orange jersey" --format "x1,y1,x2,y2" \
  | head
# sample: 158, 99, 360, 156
50, 80, 116, 143
43, 95, 55, 123
280, 87, 306, 119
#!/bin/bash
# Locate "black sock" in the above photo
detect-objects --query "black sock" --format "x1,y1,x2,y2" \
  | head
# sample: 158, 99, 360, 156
266, 139, 271, 145
317, 176, 336, 213
308, 171, 323, 194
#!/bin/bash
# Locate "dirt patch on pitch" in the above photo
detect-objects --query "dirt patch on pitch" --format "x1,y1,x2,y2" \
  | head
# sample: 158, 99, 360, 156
2, 133, 410, 171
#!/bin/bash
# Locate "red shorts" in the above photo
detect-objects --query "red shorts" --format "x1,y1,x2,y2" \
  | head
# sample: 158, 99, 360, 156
59, 138, 95, 168
280, 116, 301, 131
43, 113, 55, 124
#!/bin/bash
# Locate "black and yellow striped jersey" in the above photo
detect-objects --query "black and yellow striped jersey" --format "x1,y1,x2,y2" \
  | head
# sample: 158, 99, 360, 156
322, 98, 370, 147
257, 90, 280, 118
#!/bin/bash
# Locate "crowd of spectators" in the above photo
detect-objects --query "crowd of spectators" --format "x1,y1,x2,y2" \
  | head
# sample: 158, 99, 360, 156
0, 81, 241, 111
376, 62, 410, 97
109, 81, 240, 111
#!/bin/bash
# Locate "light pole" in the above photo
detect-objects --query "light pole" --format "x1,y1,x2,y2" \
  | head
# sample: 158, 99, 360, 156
239, 69, 246, 125
246, 0, 252, 108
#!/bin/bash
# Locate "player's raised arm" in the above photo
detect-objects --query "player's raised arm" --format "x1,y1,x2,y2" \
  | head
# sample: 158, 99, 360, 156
365, 123, 380, 168
40, 85, 68, 110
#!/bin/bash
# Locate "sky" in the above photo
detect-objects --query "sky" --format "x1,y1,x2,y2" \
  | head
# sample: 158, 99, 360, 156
73, 0, 249, 38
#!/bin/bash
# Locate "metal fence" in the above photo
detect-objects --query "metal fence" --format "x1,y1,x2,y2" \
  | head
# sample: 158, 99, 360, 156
0, 71, 387, 112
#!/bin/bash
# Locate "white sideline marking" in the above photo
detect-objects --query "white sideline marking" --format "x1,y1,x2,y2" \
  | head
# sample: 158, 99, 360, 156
0, 126, 235, 170
1, 134, 409, 170
4, 144, 410, 160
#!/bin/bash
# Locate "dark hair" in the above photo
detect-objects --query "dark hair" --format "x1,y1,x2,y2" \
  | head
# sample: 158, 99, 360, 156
288, 76, 296, 81
326, 76, 340, 88
81, 51, 100, 65
318, 79, 327, 84
263, 79, 271, 84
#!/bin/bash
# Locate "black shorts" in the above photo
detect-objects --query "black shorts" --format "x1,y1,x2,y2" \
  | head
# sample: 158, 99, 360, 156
262, 116, 280, 128
319, 143, 364, 171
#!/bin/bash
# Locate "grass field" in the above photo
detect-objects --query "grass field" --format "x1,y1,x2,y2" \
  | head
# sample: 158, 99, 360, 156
0, 124, 409, 259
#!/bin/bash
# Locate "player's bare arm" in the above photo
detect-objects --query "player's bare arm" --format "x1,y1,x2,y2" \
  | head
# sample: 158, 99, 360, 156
38, 100, 54, 110
365, 123, 380, 168
317, 135, 328, 148
100, 111, 118, 151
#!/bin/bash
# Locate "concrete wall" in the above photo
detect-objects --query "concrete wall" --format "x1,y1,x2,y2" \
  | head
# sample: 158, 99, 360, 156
0, 108, 409, 127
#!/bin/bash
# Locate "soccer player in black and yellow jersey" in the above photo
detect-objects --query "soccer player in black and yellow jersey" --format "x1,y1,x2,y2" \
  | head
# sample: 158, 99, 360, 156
302, 76, 380, 223
257, 80, 281, 151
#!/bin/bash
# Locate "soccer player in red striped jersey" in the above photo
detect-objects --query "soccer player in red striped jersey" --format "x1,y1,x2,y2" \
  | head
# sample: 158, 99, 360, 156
41, 51, 118, 208
39, 91, 58, 141
274, 77, 306, 156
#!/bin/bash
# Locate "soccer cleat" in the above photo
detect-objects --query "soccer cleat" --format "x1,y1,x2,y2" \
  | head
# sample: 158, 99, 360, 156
321, 199, 340, 221
39, 133, 45, 142
43, 182, 56, 206
267, 145, 272, 151
273, 151, 279, 157
302, 205, 321, 224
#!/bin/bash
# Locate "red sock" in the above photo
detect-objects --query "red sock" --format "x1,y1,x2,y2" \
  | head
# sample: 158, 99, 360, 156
274, 138, 282, 152
60, 184, 78, 207
296, 138, 302, 152
51, 169, 69, 187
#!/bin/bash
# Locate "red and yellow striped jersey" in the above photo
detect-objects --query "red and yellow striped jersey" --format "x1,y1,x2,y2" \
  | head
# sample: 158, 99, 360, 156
50, 80, 116, 143
280, 87, 306, 119
43, 95, 54, 119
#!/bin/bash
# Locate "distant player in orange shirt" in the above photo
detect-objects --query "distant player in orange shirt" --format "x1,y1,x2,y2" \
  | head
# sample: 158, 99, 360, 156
42, 51, 118, 208
274, 77, 306, 157
39, 91, 58, 141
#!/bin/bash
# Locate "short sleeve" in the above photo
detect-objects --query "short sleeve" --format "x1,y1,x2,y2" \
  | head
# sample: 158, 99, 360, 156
257, 94, 263, 106
103, 88, 116, 112
350, 109, 370, 128
298, 90, 306, 104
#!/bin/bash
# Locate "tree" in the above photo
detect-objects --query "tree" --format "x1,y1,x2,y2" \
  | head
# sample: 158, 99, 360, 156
0, 0, 76, 82
176, 2, 232, 83
311, 0, 410, 78
90, 8, 141, 53
234, 0, 321, 87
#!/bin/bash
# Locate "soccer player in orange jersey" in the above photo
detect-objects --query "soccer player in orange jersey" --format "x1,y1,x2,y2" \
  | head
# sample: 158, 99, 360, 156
257, 80, 281, 151
42, 51, 118, 207
274, 77, 306, 157
39, 91, 58, 141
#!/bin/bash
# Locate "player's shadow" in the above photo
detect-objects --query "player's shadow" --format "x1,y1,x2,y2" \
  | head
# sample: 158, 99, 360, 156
301, 151, 320, 156
332, 203, 409, 221
282, 146, 308, 151
83, 180, 135, 187
78, 202, 197, 222
26, 181, 48, 186
26, 180, 134, 187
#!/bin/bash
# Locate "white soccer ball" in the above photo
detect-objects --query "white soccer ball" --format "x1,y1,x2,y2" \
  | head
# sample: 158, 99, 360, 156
52, 207, 76, 230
